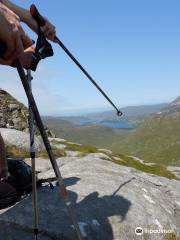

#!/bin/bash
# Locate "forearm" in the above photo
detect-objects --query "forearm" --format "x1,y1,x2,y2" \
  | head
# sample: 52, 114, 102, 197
0, 0, 30, 23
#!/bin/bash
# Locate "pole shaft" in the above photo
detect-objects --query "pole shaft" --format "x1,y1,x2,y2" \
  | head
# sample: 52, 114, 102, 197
27, 69, 39, 237
16, 60, 83, 240
55, 37, 122, 116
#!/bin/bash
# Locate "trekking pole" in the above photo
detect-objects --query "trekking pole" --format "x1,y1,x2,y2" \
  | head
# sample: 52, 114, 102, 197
15, 59, 83, 240
30, 4, 123, 117
27, 69, 39, 240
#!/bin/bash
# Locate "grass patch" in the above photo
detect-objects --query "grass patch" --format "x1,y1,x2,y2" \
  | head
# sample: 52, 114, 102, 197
166, 232, 178, 240
65, 143, 97, 154
6, 145, 66, 159
51, 139, 66, 145
109, 154, 178, 180
53, 147, 66, 158
51, 139, 98, 154
6, 145, 30, 158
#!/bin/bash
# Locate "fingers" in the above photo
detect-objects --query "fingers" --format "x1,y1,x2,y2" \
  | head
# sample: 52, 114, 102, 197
18, 46, 35, 69
41, 17, 56, 41
0, 46, 35, 68
2, 22, 33, 63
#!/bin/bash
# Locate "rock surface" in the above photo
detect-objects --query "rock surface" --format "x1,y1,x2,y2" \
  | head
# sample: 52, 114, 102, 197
167, 166, 180, 179
0, 89, 55, 137
0, 128, 45, 151
0, 152, 180, 240
0, 89, 28, 131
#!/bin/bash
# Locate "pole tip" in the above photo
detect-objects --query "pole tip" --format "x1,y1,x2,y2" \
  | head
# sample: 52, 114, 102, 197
117, 110, 123, 117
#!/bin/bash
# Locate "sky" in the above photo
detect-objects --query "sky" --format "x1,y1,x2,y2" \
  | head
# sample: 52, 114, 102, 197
0, 0, 179, 115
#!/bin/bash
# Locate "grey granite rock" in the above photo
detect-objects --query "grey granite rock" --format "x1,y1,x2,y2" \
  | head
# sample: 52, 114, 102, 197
0, 128, 45, 151
0, 153, 179, 240
167, 166, 180, 179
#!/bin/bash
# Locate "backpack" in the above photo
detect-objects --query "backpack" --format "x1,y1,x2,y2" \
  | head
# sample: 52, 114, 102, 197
0, 158, 53, 209
6, 158, 33, 195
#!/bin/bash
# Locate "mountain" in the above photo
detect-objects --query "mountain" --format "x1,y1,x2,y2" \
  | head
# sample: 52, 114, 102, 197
43, 102, 169, 152
112, 97, 180, 166
53, 103, 168, 131
156, 96, 180, 116
86, 103, 168, 120
42, 117, 127, 148
0, 89, 54, 137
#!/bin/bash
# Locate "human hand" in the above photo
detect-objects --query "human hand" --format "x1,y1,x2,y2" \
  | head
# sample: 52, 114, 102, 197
41, 17, 57, 42
25, 13, 57, 42
0, 3, 33, 66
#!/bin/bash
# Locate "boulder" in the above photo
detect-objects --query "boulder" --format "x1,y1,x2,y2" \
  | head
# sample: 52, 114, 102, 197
0, 128, 45, 151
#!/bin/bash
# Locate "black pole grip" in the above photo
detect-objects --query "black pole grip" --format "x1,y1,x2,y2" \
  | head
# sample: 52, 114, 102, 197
30, 4, 46, 27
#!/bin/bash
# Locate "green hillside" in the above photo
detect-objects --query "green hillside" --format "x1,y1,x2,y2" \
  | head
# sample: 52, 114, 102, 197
43, 117, 130, 148
44, 98, 180, 167
112, 107, 180, 166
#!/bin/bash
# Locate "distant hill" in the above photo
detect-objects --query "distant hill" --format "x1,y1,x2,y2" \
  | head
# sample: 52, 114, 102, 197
85, 103, 168, 119
54, 103, 167, 129
44, 99, 180, 166
43, 102, 170, 154
42, 116, 129, 148
156, 97, 180, 116
112, 97, 180, 166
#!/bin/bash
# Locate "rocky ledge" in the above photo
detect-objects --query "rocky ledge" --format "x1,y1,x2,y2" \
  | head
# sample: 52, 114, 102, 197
0, 150, 179, 240
0, 89, 55, 137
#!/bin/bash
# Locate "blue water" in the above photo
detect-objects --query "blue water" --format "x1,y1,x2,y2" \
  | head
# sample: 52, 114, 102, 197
79, 120, 136, 129
98, 120, 135, 129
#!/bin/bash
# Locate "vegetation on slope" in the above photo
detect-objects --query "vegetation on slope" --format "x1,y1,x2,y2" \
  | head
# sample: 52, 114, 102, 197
43, 100, 180, 167
5, 140, 178, 180
6, 145, 66, 159
111, 112, 180, 166
52, 139, 98, 154
108, 154, 178, 180
43, 117, 130, 149
44, 113, 180, 167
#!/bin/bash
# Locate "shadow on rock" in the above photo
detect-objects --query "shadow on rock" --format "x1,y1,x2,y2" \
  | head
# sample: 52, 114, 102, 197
0, 177, 132, 240
68, 189, 132, 239
63, 177, 81, 187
